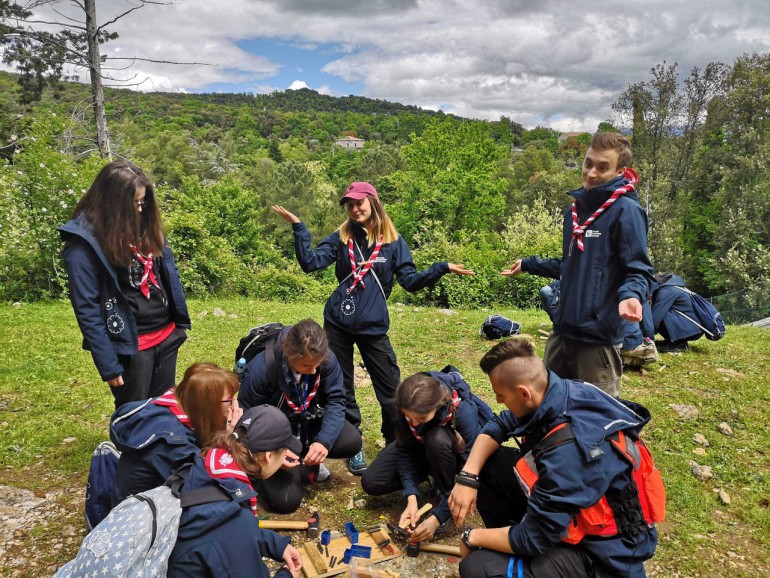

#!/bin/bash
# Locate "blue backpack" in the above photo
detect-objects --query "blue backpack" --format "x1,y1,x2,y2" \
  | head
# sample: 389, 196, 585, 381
674, 287, 726, 341
85, 440, 121, 531
480, 314, 521, 339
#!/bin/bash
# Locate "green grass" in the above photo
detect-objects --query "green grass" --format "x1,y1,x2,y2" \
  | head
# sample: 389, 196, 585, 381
1, 299, 769, 576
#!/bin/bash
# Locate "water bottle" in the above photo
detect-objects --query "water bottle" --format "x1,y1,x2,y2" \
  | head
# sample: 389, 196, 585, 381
234, 357, 247, 377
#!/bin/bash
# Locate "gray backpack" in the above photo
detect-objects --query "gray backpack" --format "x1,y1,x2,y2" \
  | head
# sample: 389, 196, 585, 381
55, 468, 229, 578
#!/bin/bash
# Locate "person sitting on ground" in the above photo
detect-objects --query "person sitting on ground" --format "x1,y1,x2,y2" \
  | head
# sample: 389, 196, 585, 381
362, 366, 493, 543
449, 339, 661, 578
503, 132, 655, 396
168, 404, 304, 578
110, 362, 242, 505
238, 319, 361, 513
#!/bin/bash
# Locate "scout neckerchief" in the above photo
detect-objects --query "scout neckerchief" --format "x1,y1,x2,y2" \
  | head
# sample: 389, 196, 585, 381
283, 373, 321, 415
153, 388, 191, 428
405, 390, 460, 443
347, 235, 383, 293
204, 448, 258, 516
570, 168, 638, 252
129, 244, 161, 298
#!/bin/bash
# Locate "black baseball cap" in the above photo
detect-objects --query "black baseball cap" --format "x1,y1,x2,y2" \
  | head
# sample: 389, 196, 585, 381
236, 405, 302, 455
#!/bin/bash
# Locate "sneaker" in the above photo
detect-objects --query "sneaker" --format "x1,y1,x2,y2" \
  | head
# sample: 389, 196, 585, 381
317, 462, 331, 482
347, 450, 368, 475
621, 337, 659, 367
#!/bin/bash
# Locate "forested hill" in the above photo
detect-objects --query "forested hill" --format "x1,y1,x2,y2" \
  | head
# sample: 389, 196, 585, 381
0, 71, 522, 147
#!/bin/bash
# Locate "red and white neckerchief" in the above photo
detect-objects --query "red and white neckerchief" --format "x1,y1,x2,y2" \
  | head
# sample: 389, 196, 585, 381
283, 373, 321, 414
570, 168, 638, 252
153, 388, 191, 428
129, 244, 161, 299
204, 448, 258, 516
347, 236, 383, 293
405, 390, 461, 444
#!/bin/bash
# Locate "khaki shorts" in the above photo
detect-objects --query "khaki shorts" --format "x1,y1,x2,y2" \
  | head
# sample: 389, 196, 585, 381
543, 333, 623, 397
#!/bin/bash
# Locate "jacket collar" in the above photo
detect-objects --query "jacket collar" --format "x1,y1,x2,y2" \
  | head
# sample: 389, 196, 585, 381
60, 216, 121, 288
569, 174, 639, 213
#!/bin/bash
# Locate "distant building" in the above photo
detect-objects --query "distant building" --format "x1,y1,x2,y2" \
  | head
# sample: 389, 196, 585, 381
558, 132, 586, 142
334, 136, 365, 150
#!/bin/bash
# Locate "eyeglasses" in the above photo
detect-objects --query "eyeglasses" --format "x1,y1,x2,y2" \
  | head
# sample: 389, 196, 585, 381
220, 398, 235, 406
136, 199, 148, 210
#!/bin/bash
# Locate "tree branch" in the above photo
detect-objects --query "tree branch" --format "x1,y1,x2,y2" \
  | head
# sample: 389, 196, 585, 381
105, 56, 216, 66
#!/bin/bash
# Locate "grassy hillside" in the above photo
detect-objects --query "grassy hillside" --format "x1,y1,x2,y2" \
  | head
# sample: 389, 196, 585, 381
0, 299, 768, 576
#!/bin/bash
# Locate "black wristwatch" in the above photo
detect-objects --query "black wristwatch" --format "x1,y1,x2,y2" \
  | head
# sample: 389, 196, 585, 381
460, 527, 477, 550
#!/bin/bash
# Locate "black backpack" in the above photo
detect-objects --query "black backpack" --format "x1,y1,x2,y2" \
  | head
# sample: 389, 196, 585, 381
234, 322, 285, 378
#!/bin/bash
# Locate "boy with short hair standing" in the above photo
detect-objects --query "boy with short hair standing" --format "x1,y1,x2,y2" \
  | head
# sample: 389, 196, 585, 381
503, 132, 654, 396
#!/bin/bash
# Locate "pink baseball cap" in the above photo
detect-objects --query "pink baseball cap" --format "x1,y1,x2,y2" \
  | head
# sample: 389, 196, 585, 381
340, 182, 378, 206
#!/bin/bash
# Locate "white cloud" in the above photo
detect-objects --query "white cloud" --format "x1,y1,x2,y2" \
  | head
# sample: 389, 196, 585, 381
287, 80, 309, 90
18, 0, 770, 131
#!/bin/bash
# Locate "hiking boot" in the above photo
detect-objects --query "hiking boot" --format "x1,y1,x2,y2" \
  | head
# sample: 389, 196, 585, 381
317, 462, 331, 482
347, 450, 367, 475
621, 337, 659, 367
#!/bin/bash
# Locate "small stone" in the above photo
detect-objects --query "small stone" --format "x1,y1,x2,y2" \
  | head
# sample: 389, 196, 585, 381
717, 489, 731, 504
213, 307, 226, 317
718, 422, 734, 436
228, 313, 239, 319
669, 404, 699, 420
692, 433, 710, 447
691, 463, 713, 482
437, 309, 458, 316
692, 447, 707, 456
198, 310, 209, 319
354, 499, 366, 508
61, 437, 77, 444
347, 498, 355, 509
412, 308, 420, 312
12, 301, 21, 307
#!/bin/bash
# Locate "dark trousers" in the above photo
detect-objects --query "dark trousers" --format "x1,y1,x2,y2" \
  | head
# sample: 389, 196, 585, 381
257, 420, 362, 514
362, 427, 460, 498
465, 447, 599, 578
459, 545, 598, 578
324, 322, 399, 443
111, 326, 187, 409
543, 333, 622, 397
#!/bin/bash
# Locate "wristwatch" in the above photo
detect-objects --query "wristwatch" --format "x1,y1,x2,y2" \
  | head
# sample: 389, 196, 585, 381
460, 527, 477, 550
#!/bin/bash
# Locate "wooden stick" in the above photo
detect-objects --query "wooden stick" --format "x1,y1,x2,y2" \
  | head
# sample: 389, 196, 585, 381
419, 543, 462, 556
399, 503, 433, 528
258, 520, 309, 531
303, 542, 328, 574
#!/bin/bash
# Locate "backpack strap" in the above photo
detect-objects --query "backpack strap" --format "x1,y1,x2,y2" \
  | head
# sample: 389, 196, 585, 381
530, 422, 575, 459
164, 465, 233, 508
265, 340, 278, 385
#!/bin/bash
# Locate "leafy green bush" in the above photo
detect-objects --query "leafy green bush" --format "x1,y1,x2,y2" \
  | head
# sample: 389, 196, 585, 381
0, 113, 102, 301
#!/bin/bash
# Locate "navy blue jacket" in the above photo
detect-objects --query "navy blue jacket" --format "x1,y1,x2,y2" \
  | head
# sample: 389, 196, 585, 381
522, 174, 654, 345
482, 373, 658, 577
168, 455, 293, 578
238, 327, 346, 452
396, 369, 493, 524
59, 216, 190, 381
651, 274, 703, 343
292, 221, 449, 335
110, 397, 199, 505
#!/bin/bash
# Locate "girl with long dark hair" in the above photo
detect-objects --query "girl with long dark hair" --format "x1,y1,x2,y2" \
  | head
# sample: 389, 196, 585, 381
59, 160, 189, 408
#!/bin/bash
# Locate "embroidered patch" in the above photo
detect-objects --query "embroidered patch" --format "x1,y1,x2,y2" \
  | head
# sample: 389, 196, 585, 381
86, 530, 112, 557
341, 298, 355, 316
218, 452, 234, 467
106, 314, 125, 334
585, 230, 601, 238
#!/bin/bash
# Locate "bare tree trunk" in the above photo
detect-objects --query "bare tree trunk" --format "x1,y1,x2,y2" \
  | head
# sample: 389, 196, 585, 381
84, 0, 111, 159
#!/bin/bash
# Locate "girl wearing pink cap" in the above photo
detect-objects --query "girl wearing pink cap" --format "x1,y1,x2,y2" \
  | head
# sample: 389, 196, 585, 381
272, 181, 473, 474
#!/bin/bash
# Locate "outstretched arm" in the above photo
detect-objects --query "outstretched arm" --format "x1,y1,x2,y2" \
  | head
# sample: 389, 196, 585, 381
448, 263, 475, 275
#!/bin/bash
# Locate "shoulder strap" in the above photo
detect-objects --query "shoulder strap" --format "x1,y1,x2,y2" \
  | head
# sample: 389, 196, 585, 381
265, 340, 278, 385
164, 465, 232, 508
531, 422, 575, 458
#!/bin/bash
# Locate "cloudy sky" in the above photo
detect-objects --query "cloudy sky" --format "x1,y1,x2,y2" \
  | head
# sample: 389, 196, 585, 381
22, 0, 770, 132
